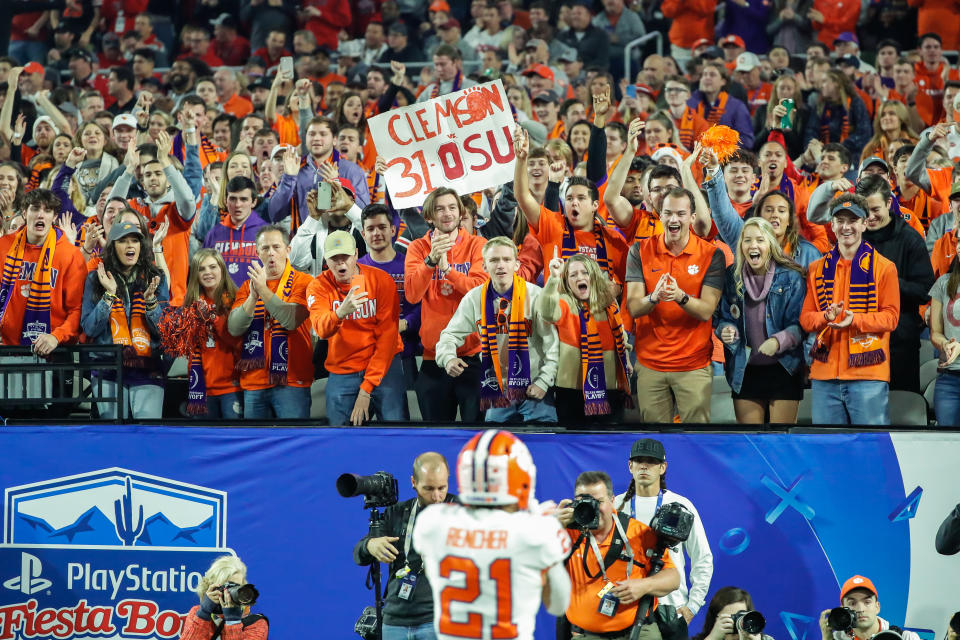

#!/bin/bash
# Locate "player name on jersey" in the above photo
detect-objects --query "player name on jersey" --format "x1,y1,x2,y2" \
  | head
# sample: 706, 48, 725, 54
444, 528, 509, 550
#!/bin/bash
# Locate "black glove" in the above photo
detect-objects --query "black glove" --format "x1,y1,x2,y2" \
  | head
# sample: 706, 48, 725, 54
198, 595, 222, 621
222, 605, 243, 623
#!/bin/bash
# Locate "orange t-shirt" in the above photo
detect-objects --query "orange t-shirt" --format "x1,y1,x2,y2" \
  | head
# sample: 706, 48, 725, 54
565, 518, 675, 634
746, 83, 773, 116
931, 229, 958, 277
0, 231, 86, 346
404, 229, 487, 360
232, 268, 314, 390
199, 294, 241, 397
307, 264, 402, 393
126, 199, 192, 306
532, 205, 629, 282
618, 206, 664, 244
799, 250, 900, 382
900, 187, 944, 230
222, 93, 254, 119
627, 233, 725, 372
914, 62, 960, 125
928, 166, 955, 206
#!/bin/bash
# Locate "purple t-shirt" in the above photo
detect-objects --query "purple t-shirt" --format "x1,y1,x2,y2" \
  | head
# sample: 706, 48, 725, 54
359, 249, 421, 357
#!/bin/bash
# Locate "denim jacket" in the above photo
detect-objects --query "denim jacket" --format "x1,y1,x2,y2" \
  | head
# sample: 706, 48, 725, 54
715, 263, 805, 393
703, 167, 822, 269
80, 270, 169, 378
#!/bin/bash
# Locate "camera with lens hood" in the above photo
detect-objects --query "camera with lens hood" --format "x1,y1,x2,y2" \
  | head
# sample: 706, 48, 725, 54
571, 494, 601, 530
731, 611, 766, 635
220, 582, 259, 607
828, 607, 858, 632
337, 471, 399, 510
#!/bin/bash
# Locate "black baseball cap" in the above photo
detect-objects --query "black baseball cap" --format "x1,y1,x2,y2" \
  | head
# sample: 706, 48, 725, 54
630, 438, 666, 462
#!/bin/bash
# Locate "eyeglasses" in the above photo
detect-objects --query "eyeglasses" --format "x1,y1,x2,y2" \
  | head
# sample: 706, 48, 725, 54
664, 87, 688, 94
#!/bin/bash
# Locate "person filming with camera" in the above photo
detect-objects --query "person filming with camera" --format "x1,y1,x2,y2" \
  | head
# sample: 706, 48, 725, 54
352, 452, 456, 640
557, 471, 681, 640
179, 555, 267, 640
818, 576, 920, 640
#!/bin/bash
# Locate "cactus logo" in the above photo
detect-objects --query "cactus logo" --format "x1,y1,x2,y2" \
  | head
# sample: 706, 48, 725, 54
0, 468, 233, 640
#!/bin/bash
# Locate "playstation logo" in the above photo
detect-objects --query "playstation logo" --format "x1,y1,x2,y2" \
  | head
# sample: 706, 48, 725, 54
3, 552, 52, 594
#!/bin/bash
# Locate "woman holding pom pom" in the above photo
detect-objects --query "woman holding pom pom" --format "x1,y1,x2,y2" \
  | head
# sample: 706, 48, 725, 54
177, 249, 242, 418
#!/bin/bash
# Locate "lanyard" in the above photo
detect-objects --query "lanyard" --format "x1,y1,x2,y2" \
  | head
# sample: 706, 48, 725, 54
403, 499, 420, 569
587, 513, 634, 582
627, 490, 663, 526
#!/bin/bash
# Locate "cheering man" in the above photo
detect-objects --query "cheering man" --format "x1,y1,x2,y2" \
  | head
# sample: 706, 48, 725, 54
436, 237, 559, 423
307, 230, 405, 426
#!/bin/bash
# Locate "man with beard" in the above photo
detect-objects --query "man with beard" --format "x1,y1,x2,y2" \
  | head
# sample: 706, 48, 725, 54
107, 130, 195, 305
405, 188, 488, 422
358, 204, 420, 392
166, 59, 201, 107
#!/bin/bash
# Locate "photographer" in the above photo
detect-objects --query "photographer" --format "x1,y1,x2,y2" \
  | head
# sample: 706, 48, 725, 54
179, 555, 267, 640
615, 439, 713, 625
558, 471, 681, 640
352, 452, 456, 640
693, 587, 771, 640
818, 576, 920, 640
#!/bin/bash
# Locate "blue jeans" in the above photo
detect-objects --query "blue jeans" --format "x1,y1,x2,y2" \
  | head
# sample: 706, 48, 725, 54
933, 372, 960, 427
811, 379, 889, 425
381, 622, 436, 640
243, 386, 311, 419
485, 397, 557, 423
326, 357, 409, 425
9, 41, 48, 67
206, 392, 242, 419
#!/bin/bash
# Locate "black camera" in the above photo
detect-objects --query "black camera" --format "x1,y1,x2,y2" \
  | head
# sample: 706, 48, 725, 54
730, 610, 766, 635
950, 612, 960, 634
828, 607, 858, 632
355, 605, 379, 640
221, 582, 259, 607
649, 501, 694, 548
571, 494, 601, 530
337, 472, 399, 509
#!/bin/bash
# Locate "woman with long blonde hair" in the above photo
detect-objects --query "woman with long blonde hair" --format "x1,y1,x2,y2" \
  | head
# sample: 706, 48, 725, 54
860, 100, 919, 161
717, 217, 806, 424
181, 249, 241, 418
180, 555, 268, 639
537, 253, 632, 425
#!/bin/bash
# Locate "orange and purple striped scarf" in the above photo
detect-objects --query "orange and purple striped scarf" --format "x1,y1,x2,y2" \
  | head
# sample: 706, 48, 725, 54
0, 227, 59, 345
478, 275, 531, 410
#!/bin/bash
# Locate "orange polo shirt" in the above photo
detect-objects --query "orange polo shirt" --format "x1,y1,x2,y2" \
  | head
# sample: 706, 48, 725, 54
799, 250, 900, 382
404, 229, 487, 360
565, 519, 675, 634
307, 264, 402, 393
532, 205, 629, 282
931, 229, 958, 277
626, 233, 725, 372
232, 268, 314, 390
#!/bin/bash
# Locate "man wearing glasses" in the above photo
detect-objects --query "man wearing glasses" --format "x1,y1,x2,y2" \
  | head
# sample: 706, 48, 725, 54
662, 77, 710, 153
435, 237, 559, 423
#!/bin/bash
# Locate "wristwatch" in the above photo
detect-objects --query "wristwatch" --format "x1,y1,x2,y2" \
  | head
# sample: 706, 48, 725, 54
678, 293, 690, 306
424, 255, 438, 268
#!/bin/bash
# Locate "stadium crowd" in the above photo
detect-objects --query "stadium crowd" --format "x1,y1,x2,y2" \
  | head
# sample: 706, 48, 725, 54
2, 0, 960, 425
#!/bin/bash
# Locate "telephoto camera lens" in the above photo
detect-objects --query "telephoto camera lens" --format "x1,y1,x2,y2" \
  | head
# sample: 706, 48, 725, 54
731, 611, 766, 635
828, 607, 857, 632
222, 582, 259, 606
571, 494, 600, 530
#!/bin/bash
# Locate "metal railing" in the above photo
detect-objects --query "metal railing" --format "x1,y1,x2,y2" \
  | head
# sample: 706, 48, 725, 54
0, 345, 124, 423
623, 32, 664, 84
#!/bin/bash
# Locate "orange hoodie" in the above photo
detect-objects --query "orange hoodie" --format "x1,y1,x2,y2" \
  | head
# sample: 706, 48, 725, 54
126, 199, 192, 306
908, 0, 960, 50
307, 264, 402, 393
661, 0, 716, 48
0, 230, 87, 346
800, 249, 900, 382
404, 229, 487, 360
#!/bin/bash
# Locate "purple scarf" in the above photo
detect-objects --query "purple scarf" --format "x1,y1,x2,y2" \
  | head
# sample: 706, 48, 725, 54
239, 263, 295, 385
477, 277, 531, 410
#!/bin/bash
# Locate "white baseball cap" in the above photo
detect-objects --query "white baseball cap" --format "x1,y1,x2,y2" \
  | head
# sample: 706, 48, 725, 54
112, 113, 137, 130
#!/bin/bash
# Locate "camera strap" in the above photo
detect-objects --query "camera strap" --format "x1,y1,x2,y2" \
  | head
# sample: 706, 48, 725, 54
402, 499, 420, 572
626, 490, 663, 526
584, 513, 634, 582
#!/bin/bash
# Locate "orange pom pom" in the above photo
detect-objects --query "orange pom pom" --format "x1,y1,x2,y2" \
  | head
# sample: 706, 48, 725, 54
699, 125, 741, 163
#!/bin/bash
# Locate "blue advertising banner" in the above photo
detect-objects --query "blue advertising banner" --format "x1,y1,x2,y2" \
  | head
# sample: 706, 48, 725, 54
0, 426, 957, 640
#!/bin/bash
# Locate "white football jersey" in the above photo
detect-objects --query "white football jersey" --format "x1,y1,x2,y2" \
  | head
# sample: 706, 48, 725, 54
413, 503, 571, 640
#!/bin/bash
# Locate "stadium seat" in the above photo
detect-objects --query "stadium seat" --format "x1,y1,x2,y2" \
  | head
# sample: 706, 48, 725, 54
924, 380, 937, 423
796, 388, 813, 425
710, 391, 735, 423
310, 378, 326, 421
920, 359, 940, 393
888, 390, 928, 426
408, 390, 422, 422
